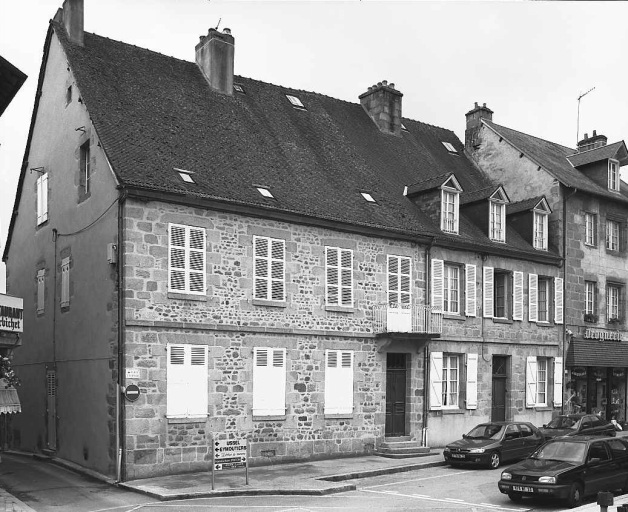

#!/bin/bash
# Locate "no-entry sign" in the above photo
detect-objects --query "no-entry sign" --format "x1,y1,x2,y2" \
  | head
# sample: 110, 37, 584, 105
124, 384, 140, 402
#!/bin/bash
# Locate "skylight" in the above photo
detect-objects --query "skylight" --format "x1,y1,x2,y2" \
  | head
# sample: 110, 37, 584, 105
401, 123, 408, 131
361, 192, 376, 203
233, 84, 245, 93
286, 94, 305, 109
257, 187, 274, 198
442, 142, 457, 153
174, 168, 195, 183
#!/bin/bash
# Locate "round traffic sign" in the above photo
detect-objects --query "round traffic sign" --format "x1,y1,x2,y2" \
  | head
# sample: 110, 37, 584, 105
124, 384, 140, 402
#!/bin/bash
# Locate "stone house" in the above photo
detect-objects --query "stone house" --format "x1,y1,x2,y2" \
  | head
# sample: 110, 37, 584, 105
3, 0, 563, 480
465, 102, 628, 426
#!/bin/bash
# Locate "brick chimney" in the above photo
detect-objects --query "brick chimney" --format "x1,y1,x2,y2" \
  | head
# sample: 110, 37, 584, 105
54, 0, 84, 46
359, 81, 403, 136
465, 102, 493, 150
195, 28, 234, 96
577, 129, 607, 153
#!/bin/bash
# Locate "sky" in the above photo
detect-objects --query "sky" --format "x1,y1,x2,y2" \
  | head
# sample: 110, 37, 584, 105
2, 0, 628, 293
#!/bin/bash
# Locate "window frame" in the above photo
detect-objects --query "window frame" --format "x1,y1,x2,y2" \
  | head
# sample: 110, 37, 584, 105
443, 263, 460, 315
253, 236, 286, 302
608, 159, 620, 192
37, 269, 45, 314
168, 223, 206, 296
536, 358, 548, 406
442, 353, 460, 409
585, 281, 597, 315
493, 270, 511, 319
79, 141, 91, 197
585, 212, 597, 246
537, 277, 550, 323
607, 284, 621, 321
489, 199, 506, 242
166, 343, 209, 419
441, 188, 459, 234
325, 246, 353, 307
387, 255, 411, 305
606, 219, 620, 251
60, 257, 70, 308
533, 211, 548, 250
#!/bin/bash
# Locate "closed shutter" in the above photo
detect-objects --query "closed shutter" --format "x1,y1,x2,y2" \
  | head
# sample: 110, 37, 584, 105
253, 347, 286, 416
388, 256, 411, 304
431, 259, 444, 311
36, 173, 48, 225
254, 236, 285, 301
324, 350, 354, 414
168, 224, 206, 294
466, 353, 478, 410
429, 352, 443, 410
326, 247, 353, 306
526, 356, 538, 408
61, 257, 70, 307
529, 274, 538, 323
554, 277, 564, 325
465, 264, 476, 317
37, 269, 45, 314
167, 344, 189, 417
553, 357, 563, 407
483, 266, 494, 318
513, 271, 524, 321
167, 344, 209, 418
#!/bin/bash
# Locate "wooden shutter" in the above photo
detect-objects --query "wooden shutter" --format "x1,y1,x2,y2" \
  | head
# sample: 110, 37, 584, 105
61, 257, 70, 307
167, 344, 208, 418
513, 271, 524, 321
483, 266, 494, 318
37, 269, 45, 314
466, 353, 478, 410
325, 247, 353, 307
431, 259, 444, 311
388, 256, 411, 304
553, 357, 563, 407
253, 347, 286, 416
36, 173, 48, 225
167, 344, 189, 417
429, 352, 443, 410
254, 237, 285, 301
324, 350, 354, 414
188, 227, 205, 293
525, 356, 537, 408
465, 264, 476, 317
528, 273, 538, 322
168, 224, 206, 294
554, 277, 564, 325
188, 345, 208, 416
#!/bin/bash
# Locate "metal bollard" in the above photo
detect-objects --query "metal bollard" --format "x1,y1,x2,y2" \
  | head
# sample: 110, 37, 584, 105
597, 491, 613, 512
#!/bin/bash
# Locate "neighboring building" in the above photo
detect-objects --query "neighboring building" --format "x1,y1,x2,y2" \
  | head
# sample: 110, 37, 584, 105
3, 0, 563, 480
0, 54, 27, 117
466, 102, 628, 426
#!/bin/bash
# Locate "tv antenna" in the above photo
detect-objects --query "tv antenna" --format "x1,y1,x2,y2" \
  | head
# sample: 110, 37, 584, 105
576, 86, 595, 145
215, 17, 221, 30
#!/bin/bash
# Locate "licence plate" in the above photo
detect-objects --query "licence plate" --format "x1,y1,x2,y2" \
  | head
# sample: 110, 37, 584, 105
451, 454, 465, 459
512, 486, 534, 493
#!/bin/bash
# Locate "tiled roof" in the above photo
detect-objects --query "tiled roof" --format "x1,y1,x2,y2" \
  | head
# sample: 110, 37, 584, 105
460, 186, 498, 205
567, 339, 628, 367
406, 173, 454, 196
566, 141, 628, 168
44, 22, 558, 261
507, 196, 545, 215
0, 55, 27, 117
484, 120, 628, 205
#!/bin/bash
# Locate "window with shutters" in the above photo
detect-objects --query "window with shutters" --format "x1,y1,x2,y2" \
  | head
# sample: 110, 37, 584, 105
443, 264, 460, 315
465, 264, 477, 317
442, 354, 459, 408
60, 257, 70, 308
253, 347, 286, 416
325, 247, 353, 307
430, 351, 477, 411
37, 269, 45, 314
36, 173, 48, 225
526, 356, 556, 408
166, 343, 208, 418
494, 270, 510, 319
253, 236, 285, 302
324, 350, 353, 415
168, 224, 206, 296
538, 277, 549, 323
606, 219, 620, 251
387, 255, 411, 304
585, 212, 597, 247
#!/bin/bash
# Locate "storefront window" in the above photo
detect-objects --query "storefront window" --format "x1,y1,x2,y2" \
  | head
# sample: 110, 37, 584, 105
611, 368, 626, 428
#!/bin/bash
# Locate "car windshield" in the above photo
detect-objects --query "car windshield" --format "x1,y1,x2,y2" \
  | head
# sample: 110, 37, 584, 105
532, 441, 586, 463
545, 416, 579, 430
466, 424, 504, 440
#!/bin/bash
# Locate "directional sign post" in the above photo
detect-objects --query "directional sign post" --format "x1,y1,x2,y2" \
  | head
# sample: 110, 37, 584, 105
211, 435, 249, 490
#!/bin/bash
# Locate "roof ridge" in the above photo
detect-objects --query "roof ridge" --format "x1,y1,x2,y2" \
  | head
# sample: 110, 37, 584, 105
486, 120, 575, 154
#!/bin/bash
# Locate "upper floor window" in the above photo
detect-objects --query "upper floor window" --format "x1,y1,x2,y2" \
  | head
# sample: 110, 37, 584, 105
36, 173, 49, 225
489, 200, 506, 242
606, 284, 622, 322
533, 211, 548, 250
79, 141, 91, 197
325, 247, 353, 307
585, 212, 597, 246
441, 189, 459, 234
37, 269, 45, 315
443, 264, 460, 315
61, 256, 70, 308
606, 219, 620, 251
483, 267, 517, 320
387, 255, 411, 304
608, 159, 620, 192
253, 236, 285, 302
585, 281, 597, 316
432, 259, 477, 318
168, 224, 206, 295
537, 277, 550, 322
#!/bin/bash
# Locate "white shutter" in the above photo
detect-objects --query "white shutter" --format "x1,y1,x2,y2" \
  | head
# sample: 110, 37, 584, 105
167, 344, 209, 418
526, 356, 538, 408
188, 345, 208, 416
388, 256, 411, 304
431, 259, 444, 311
169, 224, 186, 292
483, 266, 494, 318
553, 357, 563, 407
324, 350, 353, 414
188, 227, 206, 293
454, 192, 460, 234
466, 353, 478, 410
37, 269, 45, 314
36, 173, 48, 225
61, 257, 70, 307
465, 264, 476, 317
529, 273, 538, 323
554, 277, 564, 325
253, 347, 286, 416
167, 344, 189, 417
429, 352, 443, 410
513, 271, 524, 321
168, 224, 206, 294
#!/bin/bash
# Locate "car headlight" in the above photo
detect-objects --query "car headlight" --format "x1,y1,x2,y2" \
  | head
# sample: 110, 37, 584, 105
501, 472, 512, 480
468, 448, 485, 453
539, 476, 556, 484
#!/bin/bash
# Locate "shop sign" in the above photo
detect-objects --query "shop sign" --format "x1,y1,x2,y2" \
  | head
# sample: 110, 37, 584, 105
571, 367, 587, 378
613, 368, 626, 378
584, 328, 623, 341
0, 295, 22, 333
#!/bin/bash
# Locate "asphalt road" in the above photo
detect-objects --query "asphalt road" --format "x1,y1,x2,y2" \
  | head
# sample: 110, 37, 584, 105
0, 454, 615, 511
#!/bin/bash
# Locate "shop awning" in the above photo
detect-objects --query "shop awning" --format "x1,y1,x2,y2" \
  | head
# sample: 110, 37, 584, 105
0, 385, 21, 414
566, 338, 628, 367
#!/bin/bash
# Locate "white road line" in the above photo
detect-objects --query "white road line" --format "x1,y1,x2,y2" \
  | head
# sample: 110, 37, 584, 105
360, 469, 471, 489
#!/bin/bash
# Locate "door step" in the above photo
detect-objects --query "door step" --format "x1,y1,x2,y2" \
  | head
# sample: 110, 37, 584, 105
375, 438, 431, 458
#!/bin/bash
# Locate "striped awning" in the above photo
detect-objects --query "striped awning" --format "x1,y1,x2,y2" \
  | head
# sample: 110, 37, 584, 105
566, 338, 628, 367
0, 385, 21, 414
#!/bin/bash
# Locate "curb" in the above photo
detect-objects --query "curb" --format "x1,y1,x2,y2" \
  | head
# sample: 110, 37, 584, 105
320, 460, 448, 482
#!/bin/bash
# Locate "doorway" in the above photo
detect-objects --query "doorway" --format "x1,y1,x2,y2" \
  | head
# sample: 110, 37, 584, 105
46, 369, 57, 450
385, 353, 407, 437
491, 356, 508, 422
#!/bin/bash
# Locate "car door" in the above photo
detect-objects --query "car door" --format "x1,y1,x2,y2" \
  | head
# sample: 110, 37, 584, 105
501, 424, 522, 461
606, 438, 628, 490
583, 441, 613, 495
579, 416, 593, 435
519, 423, 541, 456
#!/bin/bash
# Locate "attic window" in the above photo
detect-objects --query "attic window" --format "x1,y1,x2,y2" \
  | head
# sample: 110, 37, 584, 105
442, 142, 457, 153
175, 168, 195, 184
257, 187, 274, 198
233, 84, 245, 93
361, 192, 376, 203
286, 94, 306, 109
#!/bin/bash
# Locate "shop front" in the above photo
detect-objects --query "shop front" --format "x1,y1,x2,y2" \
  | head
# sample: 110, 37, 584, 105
565, 328, 628, 428
0, 294, 22, 449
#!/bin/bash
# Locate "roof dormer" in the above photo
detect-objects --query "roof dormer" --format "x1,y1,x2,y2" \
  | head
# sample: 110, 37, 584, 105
507, 196, 552, 251
488, 187, 509, 243
406, 173, 463, 235
566, 136, 628, 193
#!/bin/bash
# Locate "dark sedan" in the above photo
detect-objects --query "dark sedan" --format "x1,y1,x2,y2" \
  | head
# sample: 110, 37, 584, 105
498, 436, 628, 508
443, 421, 545, 469
540, 413, 617, 439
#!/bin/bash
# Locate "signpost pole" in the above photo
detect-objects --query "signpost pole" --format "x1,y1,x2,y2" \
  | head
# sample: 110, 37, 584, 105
211, 433, 215, 491
245, 436, 249, 485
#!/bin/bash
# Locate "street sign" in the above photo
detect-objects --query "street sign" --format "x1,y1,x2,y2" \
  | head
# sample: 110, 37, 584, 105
211, 437, 249, 488
124, 384, 140, 402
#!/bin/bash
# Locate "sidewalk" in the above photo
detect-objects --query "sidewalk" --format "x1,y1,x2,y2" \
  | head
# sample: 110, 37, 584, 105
0, 488, 36, 512
119, 451, 448, 500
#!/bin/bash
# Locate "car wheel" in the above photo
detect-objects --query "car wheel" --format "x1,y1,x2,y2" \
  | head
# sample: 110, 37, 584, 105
508, 492, 523, 502
488, 451, 501, 469
566, 482, 583, 508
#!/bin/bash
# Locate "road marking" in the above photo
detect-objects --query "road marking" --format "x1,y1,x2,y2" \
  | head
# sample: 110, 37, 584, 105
361, 469, 471, 489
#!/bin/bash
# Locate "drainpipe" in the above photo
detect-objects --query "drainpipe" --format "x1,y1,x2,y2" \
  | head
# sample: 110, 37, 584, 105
116, 189, 127, 483
422, 237, 435, 447
561, 187, 577, 414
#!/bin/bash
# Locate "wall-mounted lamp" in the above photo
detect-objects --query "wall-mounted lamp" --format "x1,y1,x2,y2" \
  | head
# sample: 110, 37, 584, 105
75, 126, 86, 133
30, 167, 45, 174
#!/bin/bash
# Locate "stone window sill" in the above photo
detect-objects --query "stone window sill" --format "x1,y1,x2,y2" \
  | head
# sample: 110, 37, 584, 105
252, 298, 286, 308
253, 414, 286, 421
324, 413, 353, 419
167, 292, 207, 302
441, 408, 465, 415
325, 305, 355, 313
167, 415, 208, 424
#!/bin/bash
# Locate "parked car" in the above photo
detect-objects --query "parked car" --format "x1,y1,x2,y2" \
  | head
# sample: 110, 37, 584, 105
443, 421, 545, 469
539, 413, 617, 439
498, 436, 628, 507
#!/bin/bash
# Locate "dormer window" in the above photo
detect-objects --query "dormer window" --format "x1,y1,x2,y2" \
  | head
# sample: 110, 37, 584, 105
286, 94, 305, 109
608, 159, 620, 191
488, 188, 508, 243
533, 211, 548, 250
440, 175, 462, 234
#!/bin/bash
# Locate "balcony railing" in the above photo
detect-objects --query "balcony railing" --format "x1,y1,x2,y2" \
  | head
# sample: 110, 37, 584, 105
373, 303, 443, 335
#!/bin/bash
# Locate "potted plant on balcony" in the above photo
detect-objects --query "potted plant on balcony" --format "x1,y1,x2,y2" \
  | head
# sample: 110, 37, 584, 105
584, 313, 598, 323
609, 317, 622, 325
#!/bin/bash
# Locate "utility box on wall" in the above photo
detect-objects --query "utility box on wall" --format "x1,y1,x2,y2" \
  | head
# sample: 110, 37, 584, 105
106, 243, 117, 264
